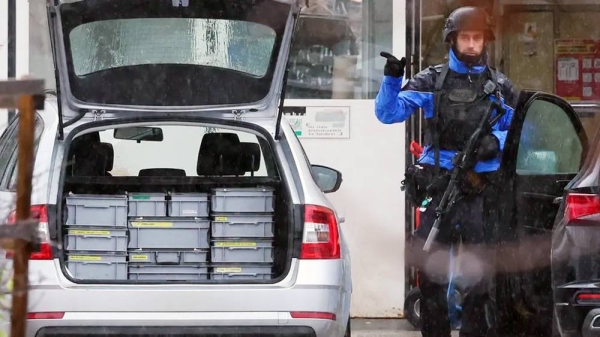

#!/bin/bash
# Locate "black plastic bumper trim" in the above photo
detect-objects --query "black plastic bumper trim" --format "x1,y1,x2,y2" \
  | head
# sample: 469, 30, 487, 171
35, 326, 317, 337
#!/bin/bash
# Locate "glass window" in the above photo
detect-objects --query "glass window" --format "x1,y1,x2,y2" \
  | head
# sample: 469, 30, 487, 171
0, 120, 20, 185
285, 0, 393, 99
90, 125, 271, 177
516, 99, 583, 175
6, 117, 46, 191
69, 18, 276, 77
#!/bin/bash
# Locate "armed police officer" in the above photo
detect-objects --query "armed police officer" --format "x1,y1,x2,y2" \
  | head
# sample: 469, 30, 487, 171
375, 6, 517, 337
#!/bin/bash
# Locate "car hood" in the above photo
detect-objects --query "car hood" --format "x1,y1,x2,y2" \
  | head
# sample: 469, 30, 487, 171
48, 0, 300, 134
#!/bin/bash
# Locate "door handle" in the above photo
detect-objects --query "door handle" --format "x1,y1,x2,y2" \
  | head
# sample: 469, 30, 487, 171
553, 197, 563, 205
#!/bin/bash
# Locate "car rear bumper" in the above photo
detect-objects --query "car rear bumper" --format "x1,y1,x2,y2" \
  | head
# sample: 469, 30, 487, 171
26, 312, 339, 337
21, 259, 349, 337
33, 325, 318, 337
554, 280, 600, 337
582, 309, 600, 337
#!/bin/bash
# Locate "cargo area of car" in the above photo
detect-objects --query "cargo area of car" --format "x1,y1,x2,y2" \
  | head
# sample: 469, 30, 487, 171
55, 123, 294, 284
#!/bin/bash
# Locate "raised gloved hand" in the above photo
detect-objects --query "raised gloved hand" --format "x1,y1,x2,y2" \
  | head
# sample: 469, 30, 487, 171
476, 134, 500, 161
380, 52, 406, 78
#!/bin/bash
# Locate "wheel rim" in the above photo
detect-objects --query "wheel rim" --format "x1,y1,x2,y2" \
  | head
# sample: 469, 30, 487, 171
414, 298, 421, 318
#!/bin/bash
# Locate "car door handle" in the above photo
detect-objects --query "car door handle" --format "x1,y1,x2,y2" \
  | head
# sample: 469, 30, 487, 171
553, 196, 563, 205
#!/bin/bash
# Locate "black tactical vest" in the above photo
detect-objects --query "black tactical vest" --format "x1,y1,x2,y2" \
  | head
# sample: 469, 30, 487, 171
431, 69, 494, 151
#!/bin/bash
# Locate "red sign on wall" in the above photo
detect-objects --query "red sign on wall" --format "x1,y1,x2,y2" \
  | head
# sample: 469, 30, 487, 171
555, 39, 600, 102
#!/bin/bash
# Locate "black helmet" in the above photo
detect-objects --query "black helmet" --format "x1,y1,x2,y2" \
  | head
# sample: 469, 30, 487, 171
443, 6, 495, 43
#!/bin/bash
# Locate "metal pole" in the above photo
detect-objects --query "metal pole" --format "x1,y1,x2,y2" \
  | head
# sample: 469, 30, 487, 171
0, 78, 44, 337
9, 94, 36, 337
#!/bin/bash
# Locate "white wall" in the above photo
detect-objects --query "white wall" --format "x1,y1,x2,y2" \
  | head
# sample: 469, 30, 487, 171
287, 99, 406, 318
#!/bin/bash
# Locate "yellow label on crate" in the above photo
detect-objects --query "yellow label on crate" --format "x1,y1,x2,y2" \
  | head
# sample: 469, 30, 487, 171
215, 217, 228, 221
131, 221, 173, 228
130, 255, 149, 261
215, 241, 256, 247
70, 255, 102, 261
216, 267, 242, 273
69, 230, 111, 235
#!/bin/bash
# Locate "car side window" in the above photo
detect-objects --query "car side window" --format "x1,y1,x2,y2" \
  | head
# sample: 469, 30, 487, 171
5, 116, 45, 191
0, 119, 21, 185
516, 99, 583, 175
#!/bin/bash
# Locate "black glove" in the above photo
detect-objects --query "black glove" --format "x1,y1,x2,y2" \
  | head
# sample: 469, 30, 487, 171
476, 134, 500, 161
452, 135, 500, 166
380, 52, 406, 78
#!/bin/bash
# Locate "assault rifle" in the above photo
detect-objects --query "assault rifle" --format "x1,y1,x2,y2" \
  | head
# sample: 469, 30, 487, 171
422, 80, 507, 252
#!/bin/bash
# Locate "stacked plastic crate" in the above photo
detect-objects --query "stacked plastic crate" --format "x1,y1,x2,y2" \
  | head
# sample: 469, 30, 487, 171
209, 187, 276, 280
127, 192, 211, 281
64, 194, 129, 280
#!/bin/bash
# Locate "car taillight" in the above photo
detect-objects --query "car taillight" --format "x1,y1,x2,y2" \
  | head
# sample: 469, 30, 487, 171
565, 193, 600, 225
5, 204, 53, 260
27, 312, 64, 319
300, 204, 340, 259
576, 293, 600, 303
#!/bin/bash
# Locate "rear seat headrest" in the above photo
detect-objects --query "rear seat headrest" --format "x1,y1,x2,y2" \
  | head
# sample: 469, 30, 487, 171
197, 132, 246, 176
72, 141, 113, 176
240, 142, 261, 172
139, 168, 187, 177
96, 143, 114, 172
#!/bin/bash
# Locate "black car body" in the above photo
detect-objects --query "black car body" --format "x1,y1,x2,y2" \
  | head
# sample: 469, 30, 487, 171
550, 118, 600, 337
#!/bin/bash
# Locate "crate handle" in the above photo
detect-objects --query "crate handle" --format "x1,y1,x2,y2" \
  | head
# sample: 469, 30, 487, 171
83, 235, 112, 239
227, 247, 257, 250
227, 273, 258, 277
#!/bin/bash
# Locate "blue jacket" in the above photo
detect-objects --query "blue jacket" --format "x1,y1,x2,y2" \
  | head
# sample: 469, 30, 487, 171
375, 49, 517, 173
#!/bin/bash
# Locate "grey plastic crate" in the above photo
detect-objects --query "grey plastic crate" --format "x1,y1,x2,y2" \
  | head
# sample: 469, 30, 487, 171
210, 264, 273, 280
66, 194, 128, 227
211, 188, 275, 213
211, 214, 274, 238
128, 265, 209, 281
128, 193, 167, 217
66, 253, 127, 280
64, 228, 127, 252
129, 250, 208, 264
211, 240, 273, 263
168, 193, 209, 217
128, 218, 210, 249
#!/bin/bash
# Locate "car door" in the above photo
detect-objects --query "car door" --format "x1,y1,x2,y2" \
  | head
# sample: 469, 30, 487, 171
496, 90, 588, 334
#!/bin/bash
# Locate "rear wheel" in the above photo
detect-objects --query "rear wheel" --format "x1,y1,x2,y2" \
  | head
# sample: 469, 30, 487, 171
404, 287, 422, 329
344, 318, 351, 337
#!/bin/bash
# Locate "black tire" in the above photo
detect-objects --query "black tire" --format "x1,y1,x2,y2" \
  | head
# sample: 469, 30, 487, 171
404, 287, 422, 329
344, 318, 351, 337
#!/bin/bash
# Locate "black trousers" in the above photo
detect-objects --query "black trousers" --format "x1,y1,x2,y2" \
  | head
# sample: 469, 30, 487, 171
412, 172, 499, 337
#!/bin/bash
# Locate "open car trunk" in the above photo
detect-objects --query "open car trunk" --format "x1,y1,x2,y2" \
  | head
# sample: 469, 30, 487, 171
56, 120, 295, 284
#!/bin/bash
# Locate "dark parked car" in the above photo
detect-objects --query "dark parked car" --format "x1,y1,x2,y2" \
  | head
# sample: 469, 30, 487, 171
492, 89, 591, 337
550, 115, 600, 337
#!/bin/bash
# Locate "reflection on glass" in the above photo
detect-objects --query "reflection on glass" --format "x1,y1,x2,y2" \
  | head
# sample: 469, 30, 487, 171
69, 18, 276, 77
285, 0, 393, 100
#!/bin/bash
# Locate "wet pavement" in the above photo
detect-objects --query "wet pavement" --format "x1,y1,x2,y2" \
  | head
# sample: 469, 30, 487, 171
351, 319, 459, 337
